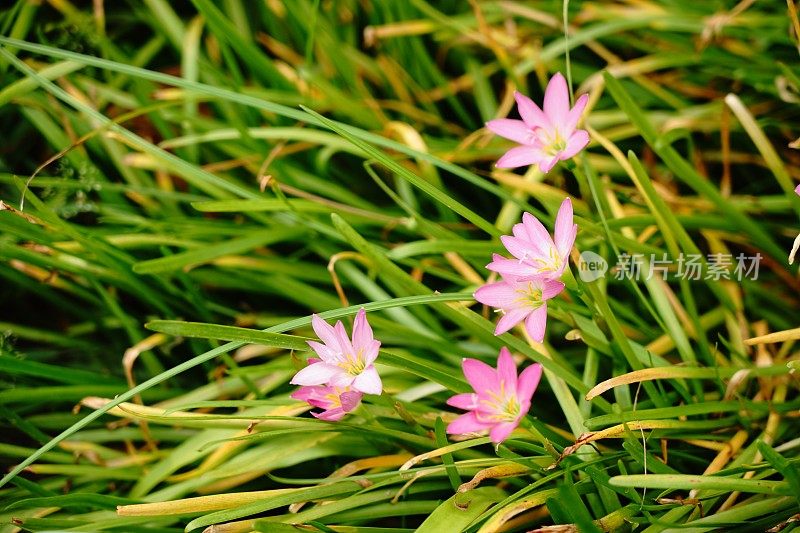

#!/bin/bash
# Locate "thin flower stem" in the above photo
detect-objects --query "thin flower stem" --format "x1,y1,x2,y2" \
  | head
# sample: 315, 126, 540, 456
562, 265, 579, 293
519, 329, 588, 441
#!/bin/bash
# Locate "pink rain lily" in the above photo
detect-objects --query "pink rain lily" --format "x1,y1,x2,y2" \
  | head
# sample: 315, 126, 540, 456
487, 197, 577, 281
291, 384, 363, 421
290, 308, 382, 395
446, 348, 542, 444
486, 72, 589, 173
474, 275, 565, 342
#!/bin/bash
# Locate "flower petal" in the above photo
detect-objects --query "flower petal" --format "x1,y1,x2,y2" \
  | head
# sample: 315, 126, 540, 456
489, 421, 519, 443
504, 238, 553, 268
496, 146, 542, 169
514, 91, 550, 129
351, 308, 373, 350
339, 391, 363, 412
362, 340, 381, 366
474, 280, 518, 310
564, 93, 589, 133
447, 392, 480, 410
517, 363, 543, 404
511, 222, 528, 241
352, 366, 382, 395
311, 315, 340, 352
486, 255, 540, 278
305, 396, 332, 409
329, 372, 355, 389
486, 119, 534, 144
500, 235, 536, 261
521, 212, 556, 252
543, 72, 570, 128
502, 234, 553, 267
313, 407, 346, 421
538, 155, 560, 174
290, 386, 317, 402
334, 321, 354, 356
496, 347, 518, 393
495, 307, 530, 335
523, 304, 548, 342
307, 341, 337, 362
559, 129, 589, 161
447, 411, 492, 435
541, 280, 566, 300
553, 197, 577, 259
462, 358, 498, 394
290, 363, 342, 386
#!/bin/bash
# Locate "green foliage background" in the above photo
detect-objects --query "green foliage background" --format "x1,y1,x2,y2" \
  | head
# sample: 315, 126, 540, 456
1, 1, 799, 531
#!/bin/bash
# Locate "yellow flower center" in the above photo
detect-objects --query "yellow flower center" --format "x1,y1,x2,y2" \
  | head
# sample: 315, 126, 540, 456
477, 381, 521, 423
513, 281, 546, 309
535, 127, 567, 156
323, 391, 343, 408
338, 350, 366, 376
520, 246, 562, 276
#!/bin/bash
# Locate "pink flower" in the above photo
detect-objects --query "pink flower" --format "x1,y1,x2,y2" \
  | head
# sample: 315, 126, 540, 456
290, 308, 382, 395
486, 73, 589, 173
291, 385, 363, 421
474, 275, 565, 342
446, 348, 542, 444
487, 198, 577, 280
